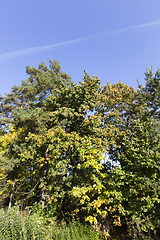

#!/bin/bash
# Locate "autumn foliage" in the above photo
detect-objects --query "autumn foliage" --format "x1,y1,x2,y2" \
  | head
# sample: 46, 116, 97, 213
0, 60, 160, 239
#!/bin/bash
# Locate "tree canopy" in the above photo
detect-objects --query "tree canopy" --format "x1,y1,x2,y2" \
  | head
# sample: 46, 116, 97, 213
0, 60, 160, 239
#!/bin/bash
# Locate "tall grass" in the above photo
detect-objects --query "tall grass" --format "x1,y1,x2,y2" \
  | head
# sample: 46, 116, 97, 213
0, 206, 99, 240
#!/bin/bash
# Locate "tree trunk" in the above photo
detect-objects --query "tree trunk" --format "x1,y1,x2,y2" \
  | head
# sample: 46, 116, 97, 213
40, 147, 49, 209
8, 180, 16, 209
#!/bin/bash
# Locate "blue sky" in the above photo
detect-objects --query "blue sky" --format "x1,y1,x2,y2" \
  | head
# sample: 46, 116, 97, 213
1, 0, 160, 96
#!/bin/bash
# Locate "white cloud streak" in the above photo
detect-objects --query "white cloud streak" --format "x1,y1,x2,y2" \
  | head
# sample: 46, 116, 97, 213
0, 36, 94, 61
108, 20, 160, 34
0, 20, 160, 61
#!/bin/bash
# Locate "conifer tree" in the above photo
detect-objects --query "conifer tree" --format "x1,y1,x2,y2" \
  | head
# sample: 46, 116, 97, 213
0, 62, 160, 239
138, 67, 160, 141
0, 59, 72, 207
0, 59, 72, 132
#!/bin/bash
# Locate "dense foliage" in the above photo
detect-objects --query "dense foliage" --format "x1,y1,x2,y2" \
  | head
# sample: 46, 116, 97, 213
0, 206, 99, 240
0, 60, 160, 239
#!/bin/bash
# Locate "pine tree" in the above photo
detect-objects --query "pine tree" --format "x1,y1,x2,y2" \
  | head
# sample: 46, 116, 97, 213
0, 59, 72, 208
0, 59, 72, 132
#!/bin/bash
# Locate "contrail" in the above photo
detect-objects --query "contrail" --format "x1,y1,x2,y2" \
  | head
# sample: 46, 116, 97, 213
0, 20, 160, 61
108, 20, 160, 34
0, 36, 94, 61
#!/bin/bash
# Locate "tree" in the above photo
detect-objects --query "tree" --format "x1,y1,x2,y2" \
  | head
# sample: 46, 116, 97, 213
0, 59, 72, 207
137, 67, 160, 141
70, 78, 160, 239
0, 59, 72, 132
0, 66, 103, 210
0, 62, 159, 239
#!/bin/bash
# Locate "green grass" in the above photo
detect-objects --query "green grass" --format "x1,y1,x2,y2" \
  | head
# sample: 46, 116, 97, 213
0, 206, 99, 240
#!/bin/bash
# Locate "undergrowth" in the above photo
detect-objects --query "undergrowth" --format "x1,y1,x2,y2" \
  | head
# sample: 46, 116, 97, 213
0, 206, 99, 240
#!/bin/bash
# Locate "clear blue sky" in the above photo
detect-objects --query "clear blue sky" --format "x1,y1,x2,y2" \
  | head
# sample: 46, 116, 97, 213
1, 0, 160, 96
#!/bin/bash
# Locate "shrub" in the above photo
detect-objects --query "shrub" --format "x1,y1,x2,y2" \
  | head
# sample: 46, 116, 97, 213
0, 206, 99, 240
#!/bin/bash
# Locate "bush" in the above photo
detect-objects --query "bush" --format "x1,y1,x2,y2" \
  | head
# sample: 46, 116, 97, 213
0, 206, 99, 240
49, 219, 99, 240
0, 206, 46, 240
